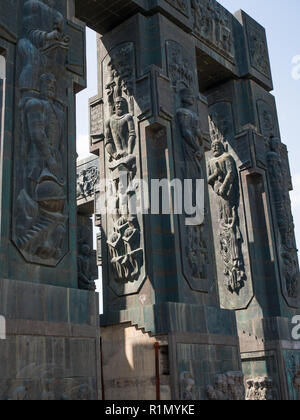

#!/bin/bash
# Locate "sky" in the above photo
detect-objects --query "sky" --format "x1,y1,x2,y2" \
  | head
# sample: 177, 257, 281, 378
76, 0, 300, 249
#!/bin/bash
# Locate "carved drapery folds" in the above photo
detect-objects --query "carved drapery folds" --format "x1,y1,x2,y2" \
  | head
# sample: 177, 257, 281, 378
12, 0, 70, 266
245, 377, 277, 401
102, 43, 145, 294
191, 0, 234, 60
208, 118, 246, 294
206, 371, 245, 401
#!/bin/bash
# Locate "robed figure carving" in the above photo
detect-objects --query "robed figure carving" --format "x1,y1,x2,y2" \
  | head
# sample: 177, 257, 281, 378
208, 130, 246, 293
13, 0, 70, 265
176, 88, 209, 284
15, 73, 67, 263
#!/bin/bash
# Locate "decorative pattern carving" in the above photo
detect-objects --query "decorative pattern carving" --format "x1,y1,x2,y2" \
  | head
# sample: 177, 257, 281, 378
245, 377, 277, 401
206, 371, 245, 400
13, 0, 70, 266
208, 119, 246, 294
266, 137, 299, 299
192, 0, 234, 60
77, 166, 99, 201
166, 41, 194, 90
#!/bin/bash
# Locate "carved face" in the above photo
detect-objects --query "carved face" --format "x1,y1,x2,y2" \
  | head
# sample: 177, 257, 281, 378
212, 141, 224, 157
181, 89, 194, 107
270, 137, 280, 153
81, 244, 90, 256
115, 97, 127, 116
40, 74, 56, 100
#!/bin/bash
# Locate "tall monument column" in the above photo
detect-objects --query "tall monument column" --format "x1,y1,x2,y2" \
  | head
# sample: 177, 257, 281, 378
204, 10, 300, 401
92, 10, 242, 400
0, 0, 101, 400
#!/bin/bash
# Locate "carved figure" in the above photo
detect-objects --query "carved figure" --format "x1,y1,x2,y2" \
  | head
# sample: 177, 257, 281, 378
78, 243, 97, 291
105, 97, 136, 169
18, 0, 70, 94
180, 372, 195, 401
15, 73, 67, 262
206, 371, 245, 400
192, 0, 234, 58
267, 136, 299, 298
77, 166, 99, 200
208, 137, 246, 293
105, 97, 143, 283
177, 87, 203, 180
245, 377, 277, 400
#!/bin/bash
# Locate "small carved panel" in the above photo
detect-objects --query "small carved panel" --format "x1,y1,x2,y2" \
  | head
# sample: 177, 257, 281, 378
192, 0, 235, 60
246, 20, 271, 78
166, 40, 194, 90
257, 100, 278, 140
77, 158, 100, 203
90, 97, 104, 144
245, 377, 278, 400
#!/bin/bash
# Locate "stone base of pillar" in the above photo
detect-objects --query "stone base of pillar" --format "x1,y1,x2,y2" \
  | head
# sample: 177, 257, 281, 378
101, 303, 243, 401
239, 316, 300, 401
0, 279, 101, 400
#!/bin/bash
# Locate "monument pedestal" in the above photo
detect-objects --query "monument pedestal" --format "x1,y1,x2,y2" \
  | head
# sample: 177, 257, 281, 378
0, 278, 101, 400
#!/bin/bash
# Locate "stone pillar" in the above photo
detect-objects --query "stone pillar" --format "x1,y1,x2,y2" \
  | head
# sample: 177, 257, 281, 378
92, 11, 242, 400
0, 0, 101, 400
205, 10, 300, 401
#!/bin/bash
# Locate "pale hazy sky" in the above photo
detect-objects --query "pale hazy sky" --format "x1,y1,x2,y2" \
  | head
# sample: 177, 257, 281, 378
76, 0, 300, 249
